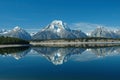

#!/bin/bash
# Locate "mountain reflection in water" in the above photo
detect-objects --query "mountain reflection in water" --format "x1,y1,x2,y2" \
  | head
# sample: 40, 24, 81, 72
0, 47, 30, 60
0, 45, 120, 65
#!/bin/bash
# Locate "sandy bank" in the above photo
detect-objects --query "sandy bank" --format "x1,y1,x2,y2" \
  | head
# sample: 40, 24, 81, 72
30, 42, 120, 45
0, 44, 30, 48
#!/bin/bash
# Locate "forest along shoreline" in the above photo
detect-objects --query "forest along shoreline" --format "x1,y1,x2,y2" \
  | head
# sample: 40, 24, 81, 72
0, 36, 30, 48
1, 36, 120, 48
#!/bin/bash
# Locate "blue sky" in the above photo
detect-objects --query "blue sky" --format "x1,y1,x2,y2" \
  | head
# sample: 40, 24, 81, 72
0, 0, 120, 32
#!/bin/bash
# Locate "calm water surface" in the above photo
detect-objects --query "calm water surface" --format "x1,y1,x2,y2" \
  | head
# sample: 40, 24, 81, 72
0, 46, 120, 80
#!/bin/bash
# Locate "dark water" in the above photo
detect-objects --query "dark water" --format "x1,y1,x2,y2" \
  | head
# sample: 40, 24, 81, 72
0, 46, 120, 80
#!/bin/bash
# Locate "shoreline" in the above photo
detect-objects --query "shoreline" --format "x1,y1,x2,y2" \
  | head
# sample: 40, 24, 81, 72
30, 42, 120, 47
0, 44, 30, 48
30, 42, 120, 45
1, 42, 120, 48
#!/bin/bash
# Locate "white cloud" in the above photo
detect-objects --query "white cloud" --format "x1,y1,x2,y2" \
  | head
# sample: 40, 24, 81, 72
25, 29, 41, 31
24, 22, 120, 34
69, 22, 119, 33
25, 28, 41, 33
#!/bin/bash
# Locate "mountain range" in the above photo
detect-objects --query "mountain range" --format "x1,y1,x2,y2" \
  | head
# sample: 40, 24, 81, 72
0, 26, 31, 40
0, 20, 120, 40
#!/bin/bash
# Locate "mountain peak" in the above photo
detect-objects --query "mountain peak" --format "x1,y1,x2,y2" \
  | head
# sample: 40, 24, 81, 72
13, 26, 22, 31
51, 20, 63, 25
43, 20, 71, 33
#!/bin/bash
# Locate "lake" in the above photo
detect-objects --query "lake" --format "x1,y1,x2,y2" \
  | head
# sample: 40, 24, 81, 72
0, 45, 120, 80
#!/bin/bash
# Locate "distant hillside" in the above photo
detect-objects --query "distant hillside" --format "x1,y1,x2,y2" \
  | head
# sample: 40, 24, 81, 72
0, 36, 29, 44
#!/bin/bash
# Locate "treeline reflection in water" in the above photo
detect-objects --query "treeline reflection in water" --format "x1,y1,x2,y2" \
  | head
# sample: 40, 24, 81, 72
0, 44, 120, 65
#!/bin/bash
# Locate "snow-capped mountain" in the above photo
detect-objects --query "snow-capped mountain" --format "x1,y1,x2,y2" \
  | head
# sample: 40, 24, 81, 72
1, 26, 31, 40
1, 21, 120, 40
0, 29, 8, 34
90, 27, 117, 38
32, 20, 87, 40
